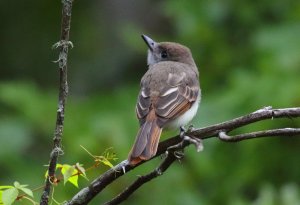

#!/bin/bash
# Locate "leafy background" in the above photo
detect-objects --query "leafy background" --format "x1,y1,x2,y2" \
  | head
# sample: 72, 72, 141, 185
0, 0, 300, 204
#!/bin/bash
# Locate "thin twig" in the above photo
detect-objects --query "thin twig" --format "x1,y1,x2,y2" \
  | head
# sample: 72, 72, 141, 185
66, 107, 300, 205
218, 128, 300, 142
40, 0, 74, 205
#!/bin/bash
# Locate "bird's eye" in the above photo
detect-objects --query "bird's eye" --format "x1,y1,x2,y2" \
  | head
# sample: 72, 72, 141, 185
161, 51, 168, 58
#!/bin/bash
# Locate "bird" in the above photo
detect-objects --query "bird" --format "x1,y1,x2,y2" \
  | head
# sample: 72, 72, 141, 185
128, 35, 201, 165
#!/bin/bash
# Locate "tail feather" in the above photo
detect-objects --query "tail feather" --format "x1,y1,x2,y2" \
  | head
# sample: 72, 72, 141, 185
140, 122, 162, 160
129, 121, 152, 158
128, 120, 162, 165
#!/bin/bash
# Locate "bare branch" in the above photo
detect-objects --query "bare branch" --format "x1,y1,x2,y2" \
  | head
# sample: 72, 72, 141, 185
40, 0, 74, 205
219, 128, 300, 142
66, 107, 300, 205
156, 107, 300, 155
103, 153, 178, 205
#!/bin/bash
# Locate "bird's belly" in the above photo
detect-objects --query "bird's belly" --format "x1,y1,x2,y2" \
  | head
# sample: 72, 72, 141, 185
165, 94, 200, 129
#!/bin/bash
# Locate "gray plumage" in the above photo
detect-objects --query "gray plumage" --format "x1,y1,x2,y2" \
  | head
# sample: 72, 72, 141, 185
128, 35, 201, 165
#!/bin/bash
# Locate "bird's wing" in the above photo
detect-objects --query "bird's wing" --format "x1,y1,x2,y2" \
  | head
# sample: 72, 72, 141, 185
136, 85, 151, 125
136, 69, 199, 127
155, 71, 199, 121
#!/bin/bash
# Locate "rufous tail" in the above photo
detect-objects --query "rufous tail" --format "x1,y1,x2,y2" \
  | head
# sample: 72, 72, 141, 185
128, 119, 162, 165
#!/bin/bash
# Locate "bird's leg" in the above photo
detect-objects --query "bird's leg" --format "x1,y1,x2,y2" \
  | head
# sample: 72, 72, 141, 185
166, 125, 203, 159
179, 126, 186, 138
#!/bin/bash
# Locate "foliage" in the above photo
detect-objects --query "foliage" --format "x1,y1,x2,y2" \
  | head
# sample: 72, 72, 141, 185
0, 182, 33, 205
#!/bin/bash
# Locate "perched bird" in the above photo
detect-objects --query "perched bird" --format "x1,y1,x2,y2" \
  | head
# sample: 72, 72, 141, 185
128, 35, 201, 165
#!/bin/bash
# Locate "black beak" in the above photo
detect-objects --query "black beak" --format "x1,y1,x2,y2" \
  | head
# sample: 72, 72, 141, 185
141, 34, 156, 51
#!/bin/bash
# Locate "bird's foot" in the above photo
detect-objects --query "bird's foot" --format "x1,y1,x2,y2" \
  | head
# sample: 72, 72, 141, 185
183, 135, 203, 152
166, 144, 185, 159
179, 125, 203, 152
179, 125, 195, 138
166, 125, 203, 159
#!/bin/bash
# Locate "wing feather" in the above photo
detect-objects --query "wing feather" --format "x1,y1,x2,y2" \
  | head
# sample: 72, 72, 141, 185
155, 72, 199, 121
135, 65, 199, 127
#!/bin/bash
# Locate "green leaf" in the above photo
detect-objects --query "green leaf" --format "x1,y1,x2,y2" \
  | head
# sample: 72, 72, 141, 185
13, 182, 28, 189
61, 165, 78, 188
75, 163, 86, 176
12, 181, 33, 198
75, 163, 89, 181
12, 182, 20, 189
99, 158, 114, 168
56, 164, 63, 168
18, 188, 33, 198
66, 174, 79, 188
103, 147, 118, 161
80, 146, 117, 168
62, 165, 75, 184
2, 188, 18, 205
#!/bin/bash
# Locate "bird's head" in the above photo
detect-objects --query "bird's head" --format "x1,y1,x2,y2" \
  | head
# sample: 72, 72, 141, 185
141, 34, 196, 67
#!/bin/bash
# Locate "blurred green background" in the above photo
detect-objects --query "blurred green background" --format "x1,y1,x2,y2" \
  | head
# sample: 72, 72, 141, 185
1, 0, 300, 204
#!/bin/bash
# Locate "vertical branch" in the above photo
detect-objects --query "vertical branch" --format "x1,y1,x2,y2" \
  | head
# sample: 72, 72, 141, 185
40, 0, 74, 205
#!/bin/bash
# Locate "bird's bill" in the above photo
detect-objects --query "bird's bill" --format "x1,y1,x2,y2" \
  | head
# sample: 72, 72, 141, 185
141, 34, 156, 51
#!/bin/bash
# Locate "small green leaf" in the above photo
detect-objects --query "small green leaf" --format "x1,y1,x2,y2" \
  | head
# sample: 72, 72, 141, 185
67, 174, 79, 188
18, 187, 33, 198
100, 158, 114, 168
12, 182, 32, 198
2, 188, 18, 205
75, 163, 86, 177
103, 147, 118, 161
62, 165, 75, 184
80, 146, 117, 168
13, 182, 28, 189
61, 165, 78, 187
75, 163, 89, 181
56, 164, 63, 168
13, 182, 20, 189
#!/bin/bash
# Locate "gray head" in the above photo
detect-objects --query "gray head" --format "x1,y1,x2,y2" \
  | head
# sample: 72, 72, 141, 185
141, 34, 196, 67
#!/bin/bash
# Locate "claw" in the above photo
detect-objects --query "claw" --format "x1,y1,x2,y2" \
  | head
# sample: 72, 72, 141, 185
173, 150, 184, 159
183, 135, 203, 152
167, 125, 203, 160
122, 164, 126, 174
179, 125, 195, 138
187, 124, 195, 132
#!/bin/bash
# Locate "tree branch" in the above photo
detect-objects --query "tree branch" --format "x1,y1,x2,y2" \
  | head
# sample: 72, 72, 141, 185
103, 153, 177, 205
219, 128, 300, 142
65, 106, 300, 205
40, 0, 74, 205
